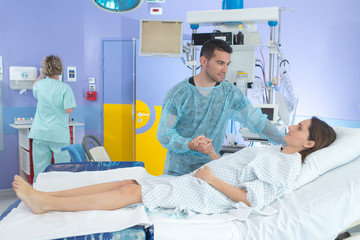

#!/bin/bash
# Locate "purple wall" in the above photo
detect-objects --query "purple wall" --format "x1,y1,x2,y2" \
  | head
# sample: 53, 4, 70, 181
1, 0, 360, 189
269, 1, 360, 121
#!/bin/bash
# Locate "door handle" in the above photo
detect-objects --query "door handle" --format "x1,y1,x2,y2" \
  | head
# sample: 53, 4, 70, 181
137, 112, 150, 117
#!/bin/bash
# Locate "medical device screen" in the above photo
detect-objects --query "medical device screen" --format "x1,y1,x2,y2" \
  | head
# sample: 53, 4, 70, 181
255, 104, 278, 124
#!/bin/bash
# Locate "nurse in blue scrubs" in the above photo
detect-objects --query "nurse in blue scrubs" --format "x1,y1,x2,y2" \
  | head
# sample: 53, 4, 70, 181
29, 55, 76, 182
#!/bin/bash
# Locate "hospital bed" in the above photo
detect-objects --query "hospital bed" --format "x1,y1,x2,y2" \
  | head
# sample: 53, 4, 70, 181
1, 127, 360, 240
150, 153, 360, 240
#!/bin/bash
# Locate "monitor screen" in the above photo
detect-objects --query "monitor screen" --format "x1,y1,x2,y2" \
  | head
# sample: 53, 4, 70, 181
139, 20, 183, 57
254, 104, 278, 124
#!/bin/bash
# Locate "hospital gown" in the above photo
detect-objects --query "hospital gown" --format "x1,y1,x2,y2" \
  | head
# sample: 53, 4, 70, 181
157, 78, 285, 176
137, 145, 301, 216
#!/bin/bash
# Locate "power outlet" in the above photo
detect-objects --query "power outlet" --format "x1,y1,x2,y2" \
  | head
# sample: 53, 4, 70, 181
67, 66, 76, 82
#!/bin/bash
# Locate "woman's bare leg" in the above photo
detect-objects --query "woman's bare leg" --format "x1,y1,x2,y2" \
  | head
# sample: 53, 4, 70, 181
47, 180, 137, 197
12, 175, 142, 214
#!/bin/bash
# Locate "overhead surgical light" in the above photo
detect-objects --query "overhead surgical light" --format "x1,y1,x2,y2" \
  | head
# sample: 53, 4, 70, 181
92, 0, 144, 13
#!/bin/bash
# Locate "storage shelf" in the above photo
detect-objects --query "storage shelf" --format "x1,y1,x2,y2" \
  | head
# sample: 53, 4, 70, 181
230, 44, 262, 51
187, 7, 279, 26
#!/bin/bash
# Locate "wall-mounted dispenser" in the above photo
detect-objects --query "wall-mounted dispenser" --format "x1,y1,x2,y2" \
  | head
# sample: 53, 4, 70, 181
9, 66, 37, 90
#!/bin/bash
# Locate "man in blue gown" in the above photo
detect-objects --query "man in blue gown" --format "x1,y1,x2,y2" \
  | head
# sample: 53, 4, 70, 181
157, 39, 284, 176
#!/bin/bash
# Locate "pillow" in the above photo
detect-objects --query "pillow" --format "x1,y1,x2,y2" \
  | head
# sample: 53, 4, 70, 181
286, 126, 360, 192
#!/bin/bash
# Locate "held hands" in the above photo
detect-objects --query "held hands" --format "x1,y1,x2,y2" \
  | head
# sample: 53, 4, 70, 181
194, 165, 214, 184
188, 135, 214, 154
191, 135, 212, 147
188, 135, 220, 160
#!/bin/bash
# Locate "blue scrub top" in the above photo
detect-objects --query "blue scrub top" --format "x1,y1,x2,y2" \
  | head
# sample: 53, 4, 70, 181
29, 78, 76, 143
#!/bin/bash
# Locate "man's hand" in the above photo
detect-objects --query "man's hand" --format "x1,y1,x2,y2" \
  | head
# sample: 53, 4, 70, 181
191, 135, 212, 146
188, 135, 213, 154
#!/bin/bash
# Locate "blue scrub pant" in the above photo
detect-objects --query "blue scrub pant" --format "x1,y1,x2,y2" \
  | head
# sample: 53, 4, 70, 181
32, 139, 70, 182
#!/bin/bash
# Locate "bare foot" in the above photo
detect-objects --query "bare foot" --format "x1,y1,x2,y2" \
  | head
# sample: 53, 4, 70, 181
12, 175, 50, 214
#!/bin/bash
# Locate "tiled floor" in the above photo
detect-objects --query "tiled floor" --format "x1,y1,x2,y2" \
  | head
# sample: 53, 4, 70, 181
0, 189, 19, 215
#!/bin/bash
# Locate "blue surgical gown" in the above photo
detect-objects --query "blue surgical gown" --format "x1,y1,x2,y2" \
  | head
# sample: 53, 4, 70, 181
157, 78, 285, 176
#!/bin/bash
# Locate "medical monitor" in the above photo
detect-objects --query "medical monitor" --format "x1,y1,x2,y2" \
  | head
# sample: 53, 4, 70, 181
139, 19, 183, 57
254, 104, 278, 124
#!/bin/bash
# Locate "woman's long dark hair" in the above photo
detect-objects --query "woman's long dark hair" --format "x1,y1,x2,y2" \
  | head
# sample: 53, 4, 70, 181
299, 117, 336, 163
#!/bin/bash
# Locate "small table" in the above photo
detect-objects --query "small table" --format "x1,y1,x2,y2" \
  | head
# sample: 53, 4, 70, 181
9, 121, 84, 184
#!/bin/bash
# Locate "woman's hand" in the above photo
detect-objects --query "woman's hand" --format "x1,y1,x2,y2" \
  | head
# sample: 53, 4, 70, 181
189, 135, 213, 154
188, 135, 220, 160
195, 165, 250, 206
190, 135, 212, 147
194, 165, 215, 184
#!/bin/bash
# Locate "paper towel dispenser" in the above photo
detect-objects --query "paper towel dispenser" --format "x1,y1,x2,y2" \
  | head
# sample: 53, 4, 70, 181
9, 66, 38, 90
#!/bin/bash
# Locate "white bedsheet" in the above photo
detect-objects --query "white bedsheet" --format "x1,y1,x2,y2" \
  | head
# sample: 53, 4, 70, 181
0, 167, 152, 240
152, 156, 360, 240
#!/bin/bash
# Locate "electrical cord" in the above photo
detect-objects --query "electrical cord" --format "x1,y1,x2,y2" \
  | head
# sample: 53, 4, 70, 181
280, 59, 289, 67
